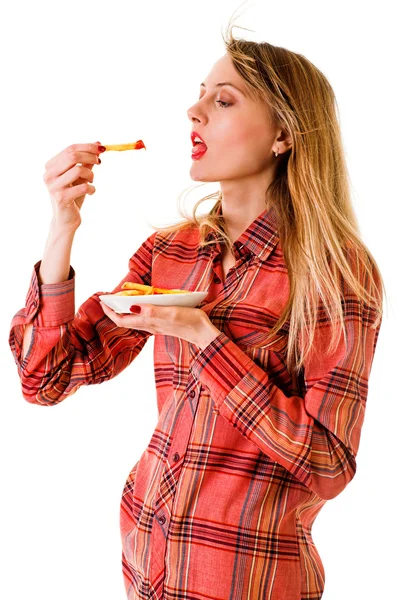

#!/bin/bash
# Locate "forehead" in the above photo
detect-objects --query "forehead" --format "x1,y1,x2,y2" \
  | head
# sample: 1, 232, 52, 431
201, 54, 259, 101
202, 54, 240, 86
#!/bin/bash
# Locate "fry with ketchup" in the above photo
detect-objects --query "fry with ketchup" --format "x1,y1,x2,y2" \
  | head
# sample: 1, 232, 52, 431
103, 141, 146, 151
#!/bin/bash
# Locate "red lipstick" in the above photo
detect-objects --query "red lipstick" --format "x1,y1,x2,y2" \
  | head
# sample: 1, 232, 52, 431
191, 130, 208, 159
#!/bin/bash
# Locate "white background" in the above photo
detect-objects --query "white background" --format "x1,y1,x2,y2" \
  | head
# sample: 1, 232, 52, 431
1, 1, 399, 598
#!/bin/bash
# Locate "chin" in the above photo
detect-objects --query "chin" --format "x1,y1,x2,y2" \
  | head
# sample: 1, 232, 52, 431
189, 174, 220, 183
189, 166, 222, 183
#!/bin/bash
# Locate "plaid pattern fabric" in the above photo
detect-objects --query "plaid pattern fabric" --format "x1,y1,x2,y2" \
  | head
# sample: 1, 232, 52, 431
9, 203, 382, 599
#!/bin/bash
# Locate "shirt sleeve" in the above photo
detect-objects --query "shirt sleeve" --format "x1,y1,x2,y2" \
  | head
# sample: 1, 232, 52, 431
190, 255, 382, 501
9, 230, 158, 406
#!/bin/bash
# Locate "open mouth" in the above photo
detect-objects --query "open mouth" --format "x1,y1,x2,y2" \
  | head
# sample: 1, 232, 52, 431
191, 142, 208, 156
191, 131, 208, 156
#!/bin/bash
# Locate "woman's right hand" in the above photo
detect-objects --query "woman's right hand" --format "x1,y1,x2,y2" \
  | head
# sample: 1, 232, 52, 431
43, 141, 103, 232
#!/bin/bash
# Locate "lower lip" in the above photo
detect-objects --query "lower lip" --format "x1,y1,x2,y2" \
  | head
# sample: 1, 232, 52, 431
191, 145, 208, 160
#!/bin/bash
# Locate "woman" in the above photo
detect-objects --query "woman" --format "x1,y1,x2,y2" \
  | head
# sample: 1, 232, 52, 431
9, 23, 384, 600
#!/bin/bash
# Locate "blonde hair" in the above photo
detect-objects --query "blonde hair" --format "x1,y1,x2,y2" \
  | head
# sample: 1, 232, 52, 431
149, 16, 385, 376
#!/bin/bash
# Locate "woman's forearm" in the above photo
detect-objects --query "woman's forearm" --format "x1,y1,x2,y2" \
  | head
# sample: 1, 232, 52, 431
21, 222, 77, 361
38, 220, 77, 284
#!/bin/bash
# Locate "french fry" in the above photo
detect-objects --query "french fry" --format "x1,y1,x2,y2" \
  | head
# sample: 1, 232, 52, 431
113, 290, 143, 296
122, 282, 153, 291
115, 289, 189, 296
122, 283, 154, 295
104, 140, 146, 151
118, 281, 191, 295
154, 288, 189, 294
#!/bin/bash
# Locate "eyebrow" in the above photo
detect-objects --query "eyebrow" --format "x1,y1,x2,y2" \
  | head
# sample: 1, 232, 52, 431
200, 82, 245, 95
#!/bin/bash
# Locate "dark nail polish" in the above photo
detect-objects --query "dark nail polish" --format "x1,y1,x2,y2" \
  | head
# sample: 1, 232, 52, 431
98, 157, 101, 164
130, 306, 141, 314
98, 145, 106, 152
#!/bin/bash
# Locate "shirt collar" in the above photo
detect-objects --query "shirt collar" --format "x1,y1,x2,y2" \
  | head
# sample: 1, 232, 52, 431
201, 202, 280, 263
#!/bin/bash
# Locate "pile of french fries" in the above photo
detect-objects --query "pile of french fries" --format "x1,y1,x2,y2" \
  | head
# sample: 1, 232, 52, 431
113, 282, 191, 296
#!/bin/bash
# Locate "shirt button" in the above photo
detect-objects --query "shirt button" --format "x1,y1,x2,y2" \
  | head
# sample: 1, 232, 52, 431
172, 452, 180, 462
213, 275, 221, 284
33, 300, 38, 308
157, 514, 166, 525
189, 390, 196, 398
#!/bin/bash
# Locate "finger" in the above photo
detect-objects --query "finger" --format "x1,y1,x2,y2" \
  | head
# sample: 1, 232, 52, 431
129, 305, 142, 314
100, 300, 116, 312
100, 301, 130, 321
72, 141, 102, 185
83, 141, 102, 171
55, 164, 95, 189
45, 152, 100, 185
45, 142, 102, 171
99, 301, 117, 318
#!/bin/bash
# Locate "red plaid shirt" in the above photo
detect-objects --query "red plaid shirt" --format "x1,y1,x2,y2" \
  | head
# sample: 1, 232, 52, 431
9, 203, 382, 599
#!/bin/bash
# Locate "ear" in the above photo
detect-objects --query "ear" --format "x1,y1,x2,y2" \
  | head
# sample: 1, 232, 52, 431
276, 128, 292, 154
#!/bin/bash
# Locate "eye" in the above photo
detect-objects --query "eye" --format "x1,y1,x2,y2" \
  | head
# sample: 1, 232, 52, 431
216, 100, 231, 108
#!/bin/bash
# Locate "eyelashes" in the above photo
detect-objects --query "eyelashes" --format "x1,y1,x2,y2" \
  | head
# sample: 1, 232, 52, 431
196, 98, 232, 108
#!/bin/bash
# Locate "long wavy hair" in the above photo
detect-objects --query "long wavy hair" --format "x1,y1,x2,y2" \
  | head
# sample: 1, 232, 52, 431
148, 16, 385, 376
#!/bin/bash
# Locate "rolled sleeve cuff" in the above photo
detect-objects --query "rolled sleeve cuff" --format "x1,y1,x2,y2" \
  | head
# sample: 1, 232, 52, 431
190, 331, 255, 409
26, 260, 76, 327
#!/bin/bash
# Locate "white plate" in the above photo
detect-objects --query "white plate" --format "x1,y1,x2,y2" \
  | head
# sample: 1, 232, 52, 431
99, 291, 208, 313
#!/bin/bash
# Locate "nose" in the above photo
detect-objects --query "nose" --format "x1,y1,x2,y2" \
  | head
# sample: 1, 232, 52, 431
187, 102, 201, 124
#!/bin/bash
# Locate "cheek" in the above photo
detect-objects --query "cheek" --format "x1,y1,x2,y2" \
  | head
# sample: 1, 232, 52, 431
242, 118, 271, 147
234, 147, 268, 173
221, 117, 271, 156
225, 128, 270, 168
237, 123, 274, 166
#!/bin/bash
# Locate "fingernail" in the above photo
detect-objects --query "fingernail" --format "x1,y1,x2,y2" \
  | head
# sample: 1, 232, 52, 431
130, 306, 141, 313
98, 145, 106, 152
98, 157, 101, 164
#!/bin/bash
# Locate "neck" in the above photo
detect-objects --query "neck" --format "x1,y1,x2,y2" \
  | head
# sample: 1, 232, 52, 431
219, 171, 274, 242
219, 195, 272, 244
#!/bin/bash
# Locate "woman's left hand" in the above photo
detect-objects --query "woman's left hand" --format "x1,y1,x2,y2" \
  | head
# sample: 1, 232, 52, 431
99, 300, 222, 351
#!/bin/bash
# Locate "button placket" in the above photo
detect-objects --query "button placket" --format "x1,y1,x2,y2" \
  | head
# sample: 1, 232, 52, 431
157, 514, 166, 525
